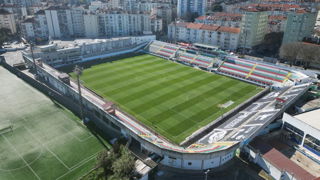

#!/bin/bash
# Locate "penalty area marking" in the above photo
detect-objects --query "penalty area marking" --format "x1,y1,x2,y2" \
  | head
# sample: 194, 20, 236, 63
1, 135, 41, 180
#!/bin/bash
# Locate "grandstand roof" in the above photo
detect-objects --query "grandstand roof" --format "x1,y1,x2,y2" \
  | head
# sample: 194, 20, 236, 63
294, 109, 320, 130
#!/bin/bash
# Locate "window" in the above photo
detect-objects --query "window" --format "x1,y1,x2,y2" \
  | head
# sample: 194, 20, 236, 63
303, 134, 320, 155
284, 122, 304, 144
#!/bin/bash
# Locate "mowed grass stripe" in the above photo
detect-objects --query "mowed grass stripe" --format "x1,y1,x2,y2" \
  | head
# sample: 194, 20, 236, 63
130, 74, 223, 114
123, 72, 217, 109
86, 60, 173, 89
132, 75, 231, 118
112, 68, 204, 103
160, 82, 253, 131
83, 55, 153, 74
91, 62, 185, 94
146, 79, 238, 126
82, 57, 163, 82
111, 67, 198, 100
167, 85, 258, 137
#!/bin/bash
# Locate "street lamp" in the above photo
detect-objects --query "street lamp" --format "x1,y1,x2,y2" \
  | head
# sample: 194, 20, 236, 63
74, 65, 84, 121
204, 169, 210, 180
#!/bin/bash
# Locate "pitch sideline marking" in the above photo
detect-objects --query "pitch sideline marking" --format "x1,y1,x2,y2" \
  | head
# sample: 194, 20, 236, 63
56, 151, 101, 180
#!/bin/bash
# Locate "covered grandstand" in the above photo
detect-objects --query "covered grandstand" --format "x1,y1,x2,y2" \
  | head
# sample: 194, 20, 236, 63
146, 40, 311, 88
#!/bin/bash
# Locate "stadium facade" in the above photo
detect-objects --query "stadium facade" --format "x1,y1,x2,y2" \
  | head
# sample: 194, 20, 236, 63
20, 37, 316, 170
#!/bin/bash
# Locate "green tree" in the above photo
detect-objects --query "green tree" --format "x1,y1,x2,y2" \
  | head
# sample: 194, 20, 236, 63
253, 32, 283, 56
211, 4, 223, 12
183, 12, 199, 22
111, 147, 135, 178
279, 42, 301, 66
96, 150, 117, 178
0, 28, 12, 47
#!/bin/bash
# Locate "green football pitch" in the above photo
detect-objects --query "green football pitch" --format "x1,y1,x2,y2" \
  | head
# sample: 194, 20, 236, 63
76, 54, 262, 144
0, 67, 106, 180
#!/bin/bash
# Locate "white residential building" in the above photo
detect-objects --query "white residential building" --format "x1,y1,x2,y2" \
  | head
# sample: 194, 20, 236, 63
0, 9, 16, 34
84, 14, 99, 38
98, 12, 163, 37
45, 6, 85, 38
177, 0, 207, 18
282, 10, 318, 45
239, 9, 268, 49
168, 22, 240, 50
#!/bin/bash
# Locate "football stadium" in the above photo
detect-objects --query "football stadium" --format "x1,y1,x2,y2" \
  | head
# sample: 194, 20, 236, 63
74, 54, 262, 144
18, 37, 313, 170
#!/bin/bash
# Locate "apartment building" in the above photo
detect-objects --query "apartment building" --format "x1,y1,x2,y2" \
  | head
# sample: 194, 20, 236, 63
45, 6, 85, 38
151, 6, 173, 27
239, 8, 268, 49
21, 10, 48, 41
98, 12, 163, 37
168, 22, 240, 50
84, 14, 99, 38
282, 10, 317, 45
0, 9, 16, 34
177, 0, 207, 18
268, 15, 287, 33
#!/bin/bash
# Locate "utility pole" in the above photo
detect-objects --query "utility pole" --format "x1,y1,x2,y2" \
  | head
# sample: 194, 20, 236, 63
74, 65, 84, 121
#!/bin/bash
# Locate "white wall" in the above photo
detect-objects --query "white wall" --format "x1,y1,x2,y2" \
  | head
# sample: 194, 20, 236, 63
45, 10, 61, 38
84, 14, 99, 38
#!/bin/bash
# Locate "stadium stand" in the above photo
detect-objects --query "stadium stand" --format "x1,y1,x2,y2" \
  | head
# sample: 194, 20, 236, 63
147, 41, 180, 58
145, 41, 304, 87
218, 57, 292, 86
177, 51, 216, 68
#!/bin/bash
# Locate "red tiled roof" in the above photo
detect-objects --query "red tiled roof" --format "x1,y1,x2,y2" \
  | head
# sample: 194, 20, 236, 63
172, 22, 241, 34
217, 26, 241, 34
250, 139, 317, 180
186, 23, 203, 29
263, 149, 316, 180
269, 15, 287, 20
200, 24, 219, 31
196, 15, 206, 20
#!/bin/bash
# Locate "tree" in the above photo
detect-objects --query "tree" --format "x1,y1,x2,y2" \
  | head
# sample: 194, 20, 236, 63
111, 147, 135, 178
252, 32, 283, 56
96, 149, 117, 178
0, 28, 12, 47
297, 44, 320, 69
280, 42, 320, 69
183, 12, 199, 22
211, 4, 223, 12
279, 42, 301, 66
94, 144, 136, 180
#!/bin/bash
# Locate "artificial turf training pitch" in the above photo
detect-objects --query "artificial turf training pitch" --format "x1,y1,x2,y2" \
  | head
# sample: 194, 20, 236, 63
0, 67, 105, 180
77, 54, 262, 144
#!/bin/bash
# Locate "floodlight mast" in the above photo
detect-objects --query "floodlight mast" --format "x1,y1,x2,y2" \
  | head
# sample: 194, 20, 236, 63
22, 38, 37, 75
74, 65, 84, 121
